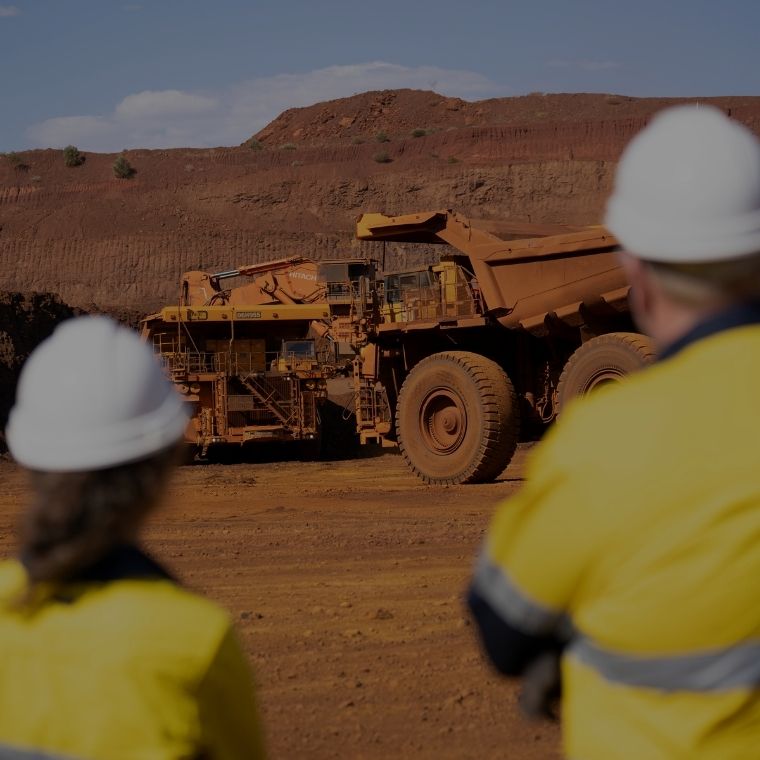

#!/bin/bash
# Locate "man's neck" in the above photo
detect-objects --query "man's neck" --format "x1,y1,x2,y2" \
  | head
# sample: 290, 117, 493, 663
656, 300, 760, 362
650, 299, 732, 354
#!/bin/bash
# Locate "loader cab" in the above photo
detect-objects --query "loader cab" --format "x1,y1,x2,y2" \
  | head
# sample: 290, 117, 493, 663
317, 260, 377, 305
318, 259, 380, 345
276, 339, 319, 373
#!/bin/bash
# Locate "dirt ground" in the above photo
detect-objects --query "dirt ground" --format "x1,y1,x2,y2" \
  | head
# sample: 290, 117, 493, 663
0, 444, 560, 759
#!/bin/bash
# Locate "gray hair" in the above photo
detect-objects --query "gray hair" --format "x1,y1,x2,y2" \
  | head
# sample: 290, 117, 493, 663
646, 254, 760, 307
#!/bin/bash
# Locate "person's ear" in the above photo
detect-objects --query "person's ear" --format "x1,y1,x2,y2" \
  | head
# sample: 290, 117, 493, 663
617, 252, 654, 333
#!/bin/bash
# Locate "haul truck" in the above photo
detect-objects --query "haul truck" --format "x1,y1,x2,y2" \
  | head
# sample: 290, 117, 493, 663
350, 210, 654, 484
141, 256, 376, 456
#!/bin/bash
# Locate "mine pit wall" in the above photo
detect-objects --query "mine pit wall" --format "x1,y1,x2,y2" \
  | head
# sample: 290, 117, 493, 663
0, 157, 613, 314
2, 104, 757, 316
0, 293, 79, 453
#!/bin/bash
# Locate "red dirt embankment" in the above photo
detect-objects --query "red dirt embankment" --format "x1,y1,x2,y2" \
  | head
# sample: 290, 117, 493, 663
3, 90, 759, 315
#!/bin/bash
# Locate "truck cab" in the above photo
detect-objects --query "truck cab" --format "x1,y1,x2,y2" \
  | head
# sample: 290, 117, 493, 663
382, 259, 481, 323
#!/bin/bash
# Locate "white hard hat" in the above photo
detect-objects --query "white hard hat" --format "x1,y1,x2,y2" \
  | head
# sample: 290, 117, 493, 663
6, 316, 188, 472
605, 105, 760, 262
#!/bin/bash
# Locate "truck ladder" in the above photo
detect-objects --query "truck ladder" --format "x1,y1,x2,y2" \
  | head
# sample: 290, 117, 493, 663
239, 374, 296, 428
354, 378, 391, 440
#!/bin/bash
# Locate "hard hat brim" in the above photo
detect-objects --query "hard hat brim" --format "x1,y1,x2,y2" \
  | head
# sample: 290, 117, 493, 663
606, 197, 760, 263
6, 389, 189, 473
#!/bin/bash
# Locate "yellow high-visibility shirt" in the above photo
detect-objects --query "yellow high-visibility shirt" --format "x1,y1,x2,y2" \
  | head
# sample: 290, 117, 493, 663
0, 556, 265, 760
473, 321, 760, 759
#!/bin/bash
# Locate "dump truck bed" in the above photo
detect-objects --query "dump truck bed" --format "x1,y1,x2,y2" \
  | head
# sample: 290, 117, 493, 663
356, 210, 628, 334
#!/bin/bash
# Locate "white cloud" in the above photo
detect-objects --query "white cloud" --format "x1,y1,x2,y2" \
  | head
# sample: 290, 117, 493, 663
114, 90, 217, 120
24, 61, 508, 152
0, 5, 20, 17
546, 59, 620, 72
25, 91, 222, 151
25, 116, 115, 147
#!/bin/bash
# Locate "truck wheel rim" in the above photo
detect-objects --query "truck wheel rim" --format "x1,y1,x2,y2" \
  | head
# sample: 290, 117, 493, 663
582, 367, 625, 393
419, 388, 466, 454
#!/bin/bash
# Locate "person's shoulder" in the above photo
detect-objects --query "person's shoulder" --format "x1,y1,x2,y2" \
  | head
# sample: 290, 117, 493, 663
558, 329, 747, 440
533, 360, 674, 474
563, 359, 673, 430
115, 577, 230, 623
96, 578, 234, 653
0, 560, 26, 602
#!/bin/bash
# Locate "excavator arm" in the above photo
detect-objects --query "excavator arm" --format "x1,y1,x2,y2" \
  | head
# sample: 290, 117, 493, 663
181, 256, 323, 307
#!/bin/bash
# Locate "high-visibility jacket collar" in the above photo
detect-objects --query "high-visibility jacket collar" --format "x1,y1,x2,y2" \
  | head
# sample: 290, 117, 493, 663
20, 545, 174, 587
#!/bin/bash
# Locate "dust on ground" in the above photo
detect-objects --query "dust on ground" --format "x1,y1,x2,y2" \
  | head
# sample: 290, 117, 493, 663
0, 445, 560, 759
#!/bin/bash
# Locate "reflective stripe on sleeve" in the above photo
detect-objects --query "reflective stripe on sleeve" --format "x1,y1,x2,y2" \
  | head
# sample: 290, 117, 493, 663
570, 636, 760, 692
0, 744, 76, 759
470, 552, 566, 636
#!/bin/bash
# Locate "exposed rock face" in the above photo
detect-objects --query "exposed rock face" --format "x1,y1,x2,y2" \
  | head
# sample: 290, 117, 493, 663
1, 91, 759, 316
0, 292, 79, 452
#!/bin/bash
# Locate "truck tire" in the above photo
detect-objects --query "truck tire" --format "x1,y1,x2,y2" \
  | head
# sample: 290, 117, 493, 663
396, 351, 519, 485
557, 332, 655, 413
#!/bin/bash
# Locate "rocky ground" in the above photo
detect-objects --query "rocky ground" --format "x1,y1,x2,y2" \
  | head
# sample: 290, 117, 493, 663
0, 445, 562, 759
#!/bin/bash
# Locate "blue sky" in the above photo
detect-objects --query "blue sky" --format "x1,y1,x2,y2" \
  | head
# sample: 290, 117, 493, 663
1, 0, 758, 152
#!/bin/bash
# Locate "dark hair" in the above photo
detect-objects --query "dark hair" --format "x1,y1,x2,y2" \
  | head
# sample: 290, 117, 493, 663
20, 447, 178, 585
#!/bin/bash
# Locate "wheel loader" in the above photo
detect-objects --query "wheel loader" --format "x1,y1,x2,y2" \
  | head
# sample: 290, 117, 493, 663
347, 210, 654, 484
140, 256, 376, 456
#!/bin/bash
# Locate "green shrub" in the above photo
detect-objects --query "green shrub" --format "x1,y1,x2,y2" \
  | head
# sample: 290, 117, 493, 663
373, 151, 392, 164
112, 155, 135, 179
63, 145, 85, 167
351, 136, 365, 145
246, 138, 264, 151
375, 131, 390, 143
410, 128, 428, 138
447, 156, 459, 164
280, 143, 297, 151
